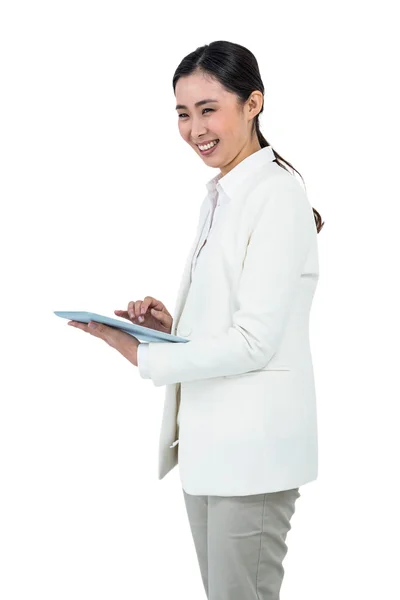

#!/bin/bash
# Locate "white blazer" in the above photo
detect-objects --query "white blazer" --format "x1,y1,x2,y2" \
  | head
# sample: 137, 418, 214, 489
145, 145, 319, 496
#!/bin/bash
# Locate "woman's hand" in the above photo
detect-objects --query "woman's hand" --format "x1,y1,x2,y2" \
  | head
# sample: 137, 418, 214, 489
115, 296, 172, 334
67, 319, 141, 367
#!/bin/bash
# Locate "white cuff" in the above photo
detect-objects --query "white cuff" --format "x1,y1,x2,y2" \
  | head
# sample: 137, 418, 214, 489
137, 342, 150, 378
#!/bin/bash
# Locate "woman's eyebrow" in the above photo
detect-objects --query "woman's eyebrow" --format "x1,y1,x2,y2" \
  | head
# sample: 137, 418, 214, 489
175, 99, 219, 110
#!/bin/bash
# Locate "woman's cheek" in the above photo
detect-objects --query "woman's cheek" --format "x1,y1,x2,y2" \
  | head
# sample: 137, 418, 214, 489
178, 124, 189, 142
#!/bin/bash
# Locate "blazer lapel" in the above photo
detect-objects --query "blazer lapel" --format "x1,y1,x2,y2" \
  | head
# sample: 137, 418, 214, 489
171, 202, 211, 335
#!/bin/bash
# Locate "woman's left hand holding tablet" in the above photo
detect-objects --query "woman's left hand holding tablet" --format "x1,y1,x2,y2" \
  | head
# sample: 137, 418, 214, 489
67, 319, 140, 367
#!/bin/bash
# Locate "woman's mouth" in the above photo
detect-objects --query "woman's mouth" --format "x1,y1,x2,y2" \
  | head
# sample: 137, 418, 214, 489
197, 139, 220, 156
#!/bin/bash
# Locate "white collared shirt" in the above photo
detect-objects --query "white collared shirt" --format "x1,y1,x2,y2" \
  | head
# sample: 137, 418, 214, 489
137, 146, 276, 378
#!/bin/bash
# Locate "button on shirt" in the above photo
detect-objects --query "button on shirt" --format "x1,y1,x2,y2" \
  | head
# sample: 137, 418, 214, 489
137, 170, 228, 378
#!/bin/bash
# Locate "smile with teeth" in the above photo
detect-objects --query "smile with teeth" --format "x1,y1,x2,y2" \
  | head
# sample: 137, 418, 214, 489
198, 139, 219, 151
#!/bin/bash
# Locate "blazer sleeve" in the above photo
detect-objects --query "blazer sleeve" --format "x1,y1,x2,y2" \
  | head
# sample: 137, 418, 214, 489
145, 174, 315, 387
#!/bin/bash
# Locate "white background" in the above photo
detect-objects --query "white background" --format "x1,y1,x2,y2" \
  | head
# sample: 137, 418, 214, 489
1, 1, 399, 598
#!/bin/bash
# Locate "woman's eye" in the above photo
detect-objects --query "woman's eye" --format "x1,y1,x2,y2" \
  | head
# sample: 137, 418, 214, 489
178, 108, 214, 119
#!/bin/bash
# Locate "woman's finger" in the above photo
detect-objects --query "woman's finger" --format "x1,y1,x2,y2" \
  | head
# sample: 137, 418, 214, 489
142, 296, 165, 314
134, 300, 143, 318
115, 310, 131, 321
128, 301, 135, 319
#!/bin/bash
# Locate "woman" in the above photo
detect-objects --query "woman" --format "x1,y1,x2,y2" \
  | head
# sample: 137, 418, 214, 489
69, 40, 324, 600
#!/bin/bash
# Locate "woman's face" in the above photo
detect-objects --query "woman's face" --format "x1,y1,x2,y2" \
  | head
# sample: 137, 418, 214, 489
175, 71, 263, 176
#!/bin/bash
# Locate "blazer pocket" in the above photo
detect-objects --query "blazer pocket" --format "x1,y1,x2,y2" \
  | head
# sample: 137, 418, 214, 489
224, 365, 291, 379
261, 365, 291, 371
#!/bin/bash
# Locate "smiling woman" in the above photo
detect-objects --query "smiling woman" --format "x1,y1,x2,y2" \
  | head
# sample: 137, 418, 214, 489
161, 39, 323, 600
173, 42, 323, 231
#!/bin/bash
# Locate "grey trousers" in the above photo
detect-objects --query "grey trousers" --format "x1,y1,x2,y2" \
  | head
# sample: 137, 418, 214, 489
182, 487, 300, 600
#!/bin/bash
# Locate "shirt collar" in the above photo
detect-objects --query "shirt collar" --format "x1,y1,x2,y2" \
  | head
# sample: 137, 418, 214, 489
205, 145, 276, 204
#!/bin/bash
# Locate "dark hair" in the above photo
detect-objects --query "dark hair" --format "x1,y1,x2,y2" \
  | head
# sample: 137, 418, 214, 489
172, 40, 324, 233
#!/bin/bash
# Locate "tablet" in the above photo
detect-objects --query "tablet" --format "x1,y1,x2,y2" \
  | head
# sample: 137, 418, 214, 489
54, 311, 190, 344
